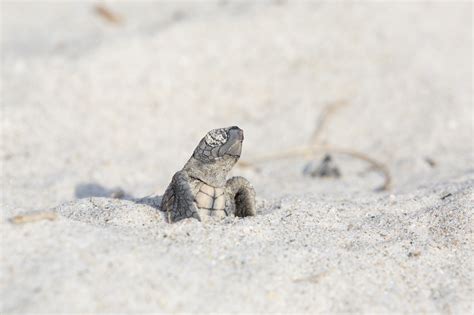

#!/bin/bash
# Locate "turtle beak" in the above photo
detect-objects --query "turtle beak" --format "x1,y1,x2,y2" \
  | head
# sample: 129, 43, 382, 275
229, 126, 244, 141
219, 127, 243, 157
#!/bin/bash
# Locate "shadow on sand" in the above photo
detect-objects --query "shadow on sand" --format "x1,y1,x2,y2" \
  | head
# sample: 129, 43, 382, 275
74, 182, 162, 210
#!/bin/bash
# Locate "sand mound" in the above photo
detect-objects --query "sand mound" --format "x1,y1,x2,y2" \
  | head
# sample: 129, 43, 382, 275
2, 174, 471, 313
56, 197, 163, 229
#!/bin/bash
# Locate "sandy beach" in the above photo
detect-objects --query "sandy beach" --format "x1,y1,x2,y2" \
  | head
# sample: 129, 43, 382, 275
1, 1, 473, 313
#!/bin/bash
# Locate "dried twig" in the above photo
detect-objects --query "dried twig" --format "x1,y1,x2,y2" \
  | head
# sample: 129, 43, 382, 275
94, 4, 123, 25
293, 271, 329, 283
238, 145, 392, 191
440, 193, 452, 200
241, 99, 393, 190
237, 99, 392, 191
9, 211, 57, 224
424, 157, 436, 168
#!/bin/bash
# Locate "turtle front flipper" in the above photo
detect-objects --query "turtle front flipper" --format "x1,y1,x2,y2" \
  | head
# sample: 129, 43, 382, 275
226, 176, 256, 217
161, 171, 201, 223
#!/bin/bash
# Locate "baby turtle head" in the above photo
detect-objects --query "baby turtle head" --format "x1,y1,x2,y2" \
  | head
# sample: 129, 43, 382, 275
193, 126, 244, 163
184, 126, 244, 187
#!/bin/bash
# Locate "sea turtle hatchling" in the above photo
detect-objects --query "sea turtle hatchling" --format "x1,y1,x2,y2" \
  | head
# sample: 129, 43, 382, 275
161, 126, 256, 223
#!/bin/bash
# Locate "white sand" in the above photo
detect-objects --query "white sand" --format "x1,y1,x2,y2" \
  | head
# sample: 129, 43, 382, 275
1, 1, 473, 313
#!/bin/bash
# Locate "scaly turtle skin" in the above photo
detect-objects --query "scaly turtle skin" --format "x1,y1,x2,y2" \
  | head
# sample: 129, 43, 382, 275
161, 126, 256, 223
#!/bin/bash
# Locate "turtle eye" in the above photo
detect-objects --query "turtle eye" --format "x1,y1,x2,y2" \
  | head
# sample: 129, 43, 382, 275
205, 129, 228, 147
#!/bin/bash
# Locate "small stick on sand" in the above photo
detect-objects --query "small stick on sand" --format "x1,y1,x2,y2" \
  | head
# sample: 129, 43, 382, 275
441, 193, 452, 200
8, 211, 57, 224
94, 4, 123, 25
238, 145, 392, 191
238, 99, 392, 191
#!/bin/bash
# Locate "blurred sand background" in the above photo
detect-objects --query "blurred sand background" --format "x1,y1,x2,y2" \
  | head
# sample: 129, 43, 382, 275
1, 1, 473, 313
